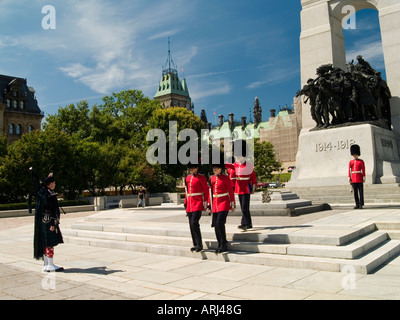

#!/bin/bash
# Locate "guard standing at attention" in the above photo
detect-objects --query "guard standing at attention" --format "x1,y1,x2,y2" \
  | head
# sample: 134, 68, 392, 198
349, 144, 366, 209
184, 160, 209, 252
226, 140, 257, 231
208, 156, 235, 253
34, 173, 64, 272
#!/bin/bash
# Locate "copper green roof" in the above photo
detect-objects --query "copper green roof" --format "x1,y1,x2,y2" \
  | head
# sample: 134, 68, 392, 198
154, 72, 190, 99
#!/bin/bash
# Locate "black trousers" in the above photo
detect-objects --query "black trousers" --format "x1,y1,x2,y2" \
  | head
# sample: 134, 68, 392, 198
352, 183, 364, 207
212, 211, 228, 248
187, 211, 202, 248
238, 194, 252, 227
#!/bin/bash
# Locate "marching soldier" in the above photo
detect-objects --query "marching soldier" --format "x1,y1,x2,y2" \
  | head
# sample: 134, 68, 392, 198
349, 144, 366, 209
226, 140, 257, 231
34, 173, 64, 272
184, 160, 209, 252
208, 157, 235, 253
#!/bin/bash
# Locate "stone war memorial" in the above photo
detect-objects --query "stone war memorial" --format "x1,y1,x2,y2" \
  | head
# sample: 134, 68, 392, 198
288, 0, 400, 188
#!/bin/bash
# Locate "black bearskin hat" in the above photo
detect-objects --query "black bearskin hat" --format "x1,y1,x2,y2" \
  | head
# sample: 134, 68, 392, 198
187, 155, 201, 169
350, 144, 361, 156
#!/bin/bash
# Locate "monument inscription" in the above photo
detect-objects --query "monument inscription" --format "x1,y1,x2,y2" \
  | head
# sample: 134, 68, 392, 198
315, 139, 356, 153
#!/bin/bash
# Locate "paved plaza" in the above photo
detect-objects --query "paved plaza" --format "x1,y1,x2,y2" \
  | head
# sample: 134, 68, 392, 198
1, 204, 400, 301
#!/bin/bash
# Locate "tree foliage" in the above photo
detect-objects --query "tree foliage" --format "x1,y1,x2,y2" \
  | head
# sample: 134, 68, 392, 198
253, 139, 282, 181
0, 90, 204, 203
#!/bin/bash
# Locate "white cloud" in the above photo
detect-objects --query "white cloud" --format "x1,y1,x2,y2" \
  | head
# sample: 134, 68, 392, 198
246, 65, 299, 90
189, 80, 231, 101
346, 38, 385, 69
148, 29, 181, 41
4, 0, 197, 95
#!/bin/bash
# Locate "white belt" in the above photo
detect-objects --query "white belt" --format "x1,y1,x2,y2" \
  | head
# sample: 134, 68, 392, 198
213, 193, 229, 198
187, 193, 203, 197
352, 171, 363, 174
237, 177, 250, 181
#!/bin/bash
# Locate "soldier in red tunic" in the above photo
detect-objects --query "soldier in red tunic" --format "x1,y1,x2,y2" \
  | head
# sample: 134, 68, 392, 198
184, 161, 209, 252
226, 140, 257, 230
208, 158, 235, 253
349, 144, 366, 209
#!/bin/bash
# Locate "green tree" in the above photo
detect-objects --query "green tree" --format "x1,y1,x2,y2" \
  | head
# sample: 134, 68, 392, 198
254, 139, 281, 181
145, 107, 206, 179
43, 100, 91, 139
0, 128, 81, 201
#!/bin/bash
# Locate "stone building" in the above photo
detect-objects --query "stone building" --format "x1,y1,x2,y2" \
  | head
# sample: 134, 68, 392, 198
208, 97, 302, 171
259, 97, 302, 169
0, 74, 43, 143
154, 40, 193, 111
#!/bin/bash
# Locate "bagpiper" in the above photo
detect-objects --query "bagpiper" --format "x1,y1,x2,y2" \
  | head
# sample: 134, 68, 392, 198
226, 140, 257, 231
34, 173, 64, 272
184, 160, 209, 252
208, 154, 235, 253
349, 144, 366, 209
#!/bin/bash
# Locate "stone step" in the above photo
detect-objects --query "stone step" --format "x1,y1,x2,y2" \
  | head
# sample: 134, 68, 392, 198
289, 185, 400, 204
63, 234, 400, 274
345, 240, 400, 274
64, 217, 400, 274
69, 222, 376, 246
65, 227, 387, 259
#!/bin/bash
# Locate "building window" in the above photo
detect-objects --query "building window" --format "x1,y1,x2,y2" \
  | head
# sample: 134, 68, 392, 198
9, 124, 15, 134
13, 100, 18, 109
20, 101, 25, 110
28, 125, 34, 133
16, 124, 22, 135
6, 99, 11, 108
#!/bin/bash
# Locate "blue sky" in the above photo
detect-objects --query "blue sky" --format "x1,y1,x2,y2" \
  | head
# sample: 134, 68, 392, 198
0, 1, 385, 126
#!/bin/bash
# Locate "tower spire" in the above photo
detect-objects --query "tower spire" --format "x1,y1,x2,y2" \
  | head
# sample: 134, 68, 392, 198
163, 37, 178, 76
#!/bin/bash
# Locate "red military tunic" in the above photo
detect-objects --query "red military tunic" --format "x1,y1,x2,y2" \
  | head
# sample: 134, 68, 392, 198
225, 161, 257, 194
227, 167, 236, 191
209, 174, 235, 213
184, 173, 209, 213
349, 158, 366, 183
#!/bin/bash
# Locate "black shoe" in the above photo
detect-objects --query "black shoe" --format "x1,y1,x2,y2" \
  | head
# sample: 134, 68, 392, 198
190, 247, 197, 252
354, 206, 360, 209
219, 246, 228, 253
195, 247, 203, 252
237, 225, 247, 230
47, 266, 64, 272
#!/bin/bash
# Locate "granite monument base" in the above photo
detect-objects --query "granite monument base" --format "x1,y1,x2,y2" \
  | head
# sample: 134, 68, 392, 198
287, 124, 400, 188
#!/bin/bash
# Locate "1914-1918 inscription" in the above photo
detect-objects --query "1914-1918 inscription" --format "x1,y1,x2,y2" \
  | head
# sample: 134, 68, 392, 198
315, 139, 356, 153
